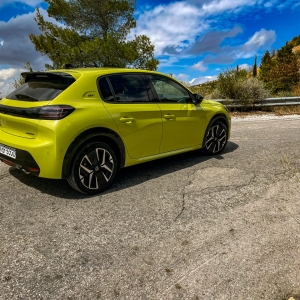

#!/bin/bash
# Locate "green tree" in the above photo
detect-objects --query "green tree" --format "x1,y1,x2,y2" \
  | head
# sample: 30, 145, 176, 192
29, 0, 159, 70
259, 50, 273, 89
253, 55, 257, 77
260, 46, 299, 94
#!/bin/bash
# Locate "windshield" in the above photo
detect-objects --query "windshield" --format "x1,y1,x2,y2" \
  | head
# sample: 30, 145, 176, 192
6, 75, 75, 101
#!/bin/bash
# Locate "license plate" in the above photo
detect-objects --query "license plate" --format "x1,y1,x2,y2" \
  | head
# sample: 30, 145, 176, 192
0, 144, 16, 159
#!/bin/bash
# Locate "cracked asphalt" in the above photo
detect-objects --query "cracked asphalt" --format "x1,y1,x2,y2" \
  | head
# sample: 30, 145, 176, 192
1, 116, 300, 300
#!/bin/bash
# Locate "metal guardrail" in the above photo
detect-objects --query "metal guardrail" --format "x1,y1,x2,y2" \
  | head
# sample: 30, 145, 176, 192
214, 97, 300, 107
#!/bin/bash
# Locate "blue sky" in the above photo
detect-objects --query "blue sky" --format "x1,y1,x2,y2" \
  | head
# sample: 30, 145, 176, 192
0, 0, 300, 95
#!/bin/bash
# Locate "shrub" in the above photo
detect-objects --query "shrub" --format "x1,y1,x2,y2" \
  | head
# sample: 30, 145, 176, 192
208, 68, 270, 108
212, 67, 248, 100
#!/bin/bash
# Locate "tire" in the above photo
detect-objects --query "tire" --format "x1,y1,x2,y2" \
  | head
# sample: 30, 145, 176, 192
202, 121, 228, 155
67, 142, 117, 194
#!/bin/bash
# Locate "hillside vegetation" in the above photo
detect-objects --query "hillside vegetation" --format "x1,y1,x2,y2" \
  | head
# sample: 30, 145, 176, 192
190, 34, 300, 101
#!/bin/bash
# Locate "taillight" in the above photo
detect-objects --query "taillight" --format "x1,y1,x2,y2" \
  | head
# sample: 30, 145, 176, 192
37, 105, 75, 120
0, 104, 75, 120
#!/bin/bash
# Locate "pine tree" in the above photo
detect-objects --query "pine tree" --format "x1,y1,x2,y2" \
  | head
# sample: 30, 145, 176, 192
271, 45, 299, 92
253, 55, 257, 77
29, 0, 159, 70
259, 50, 274, 90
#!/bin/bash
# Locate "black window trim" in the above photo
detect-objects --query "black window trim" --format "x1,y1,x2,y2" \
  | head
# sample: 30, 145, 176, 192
98, 76, 115, 103
96, 73, 156, 104
145, 74, 194, 104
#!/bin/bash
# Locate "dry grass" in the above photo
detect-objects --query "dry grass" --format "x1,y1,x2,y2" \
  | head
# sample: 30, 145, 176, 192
272, 105, 300, 116
229, 105, 300, 118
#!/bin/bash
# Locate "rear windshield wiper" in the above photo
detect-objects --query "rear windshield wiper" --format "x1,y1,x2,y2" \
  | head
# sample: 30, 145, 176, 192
15, 94, 39, 101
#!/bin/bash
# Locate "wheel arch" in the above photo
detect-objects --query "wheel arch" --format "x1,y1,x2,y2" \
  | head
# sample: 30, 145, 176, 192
62, 127, 126, 179
202, 113, 229, 148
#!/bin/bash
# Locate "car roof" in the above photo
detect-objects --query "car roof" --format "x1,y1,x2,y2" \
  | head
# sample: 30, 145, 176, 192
47, 68, 164, 78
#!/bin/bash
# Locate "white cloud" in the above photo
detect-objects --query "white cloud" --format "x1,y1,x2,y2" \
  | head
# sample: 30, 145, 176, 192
0, 68, 23, 81
239, 63, 251, 70
241, 29, 276, 53
189, 75, 217, 86
192, 61, 208, 72
130, 2, 209, 55
131, 0, 281, 70
175, 73, 190, 82
199, 0, 260, 14
0, 68, 25, 97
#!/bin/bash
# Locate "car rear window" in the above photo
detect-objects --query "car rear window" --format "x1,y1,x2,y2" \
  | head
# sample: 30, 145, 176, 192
6, 73, 76, 102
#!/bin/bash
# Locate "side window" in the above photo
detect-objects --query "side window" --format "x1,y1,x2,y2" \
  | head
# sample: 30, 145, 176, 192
98, 77, 114, 102
108, 74, 150, 103
148, 75, 191, 103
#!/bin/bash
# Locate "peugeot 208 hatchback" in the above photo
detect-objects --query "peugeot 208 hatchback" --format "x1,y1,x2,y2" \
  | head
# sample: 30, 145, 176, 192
0, 68, 231, 194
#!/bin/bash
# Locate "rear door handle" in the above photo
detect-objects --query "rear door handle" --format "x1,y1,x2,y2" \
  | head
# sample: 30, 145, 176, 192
163, 114, 176, 120
120, 117, 134, 123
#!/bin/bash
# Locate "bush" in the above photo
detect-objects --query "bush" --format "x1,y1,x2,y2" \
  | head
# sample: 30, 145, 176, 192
209, 68, 270, 108
236, 77, 270, 104
212, 67, 248, 100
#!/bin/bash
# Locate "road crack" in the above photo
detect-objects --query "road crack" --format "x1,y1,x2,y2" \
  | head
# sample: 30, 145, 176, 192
175, 169, 197, 221
174, 172, 259, 221
175, 194, 185, 221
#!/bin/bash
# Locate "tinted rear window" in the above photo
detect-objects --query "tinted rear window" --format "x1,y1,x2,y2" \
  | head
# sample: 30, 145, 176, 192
6, 75, 75, 102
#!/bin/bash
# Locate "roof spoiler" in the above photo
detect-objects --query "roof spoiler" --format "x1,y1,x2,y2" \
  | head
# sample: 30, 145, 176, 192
21, 72, 75, 84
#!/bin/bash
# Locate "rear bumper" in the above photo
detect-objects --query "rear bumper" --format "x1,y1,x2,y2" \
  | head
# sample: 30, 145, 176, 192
0, 148, 40, 176
0, 128, 66, 179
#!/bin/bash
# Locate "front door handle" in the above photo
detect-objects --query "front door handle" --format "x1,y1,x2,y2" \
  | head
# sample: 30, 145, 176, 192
164, 114, 176, 120
120, 117, 134, 123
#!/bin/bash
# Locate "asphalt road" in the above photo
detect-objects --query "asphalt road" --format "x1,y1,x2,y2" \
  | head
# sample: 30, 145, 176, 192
1, 115, 300, 300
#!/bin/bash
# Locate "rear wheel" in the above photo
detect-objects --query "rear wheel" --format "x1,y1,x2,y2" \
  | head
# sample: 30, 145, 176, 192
67, 142, 117, 194
202, 121, 228, 155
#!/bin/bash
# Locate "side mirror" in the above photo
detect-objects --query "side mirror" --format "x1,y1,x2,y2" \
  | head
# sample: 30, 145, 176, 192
192, 93, 204, 104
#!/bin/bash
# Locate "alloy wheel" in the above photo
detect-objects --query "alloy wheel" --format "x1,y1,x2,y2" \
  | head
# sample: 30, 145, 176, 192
79, 148, 114, 190
205, 123, 227, 154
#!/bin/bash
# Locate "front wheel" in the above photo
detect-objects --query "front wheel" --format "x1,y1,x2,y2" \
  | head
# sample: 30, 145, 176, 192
67, 142, 117, 194
202, 121, 228, 155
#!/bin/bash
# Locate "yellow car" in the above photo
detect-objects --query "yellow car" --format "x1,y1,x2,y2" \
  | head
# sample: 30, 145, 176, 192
0, 68, 231, 194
